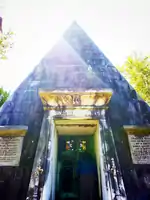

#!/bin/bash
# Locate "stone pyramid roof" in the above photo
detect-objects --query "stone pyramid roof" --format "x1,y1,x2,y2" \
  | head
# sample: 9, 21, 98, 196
0, 21, 149, 170
0, 21, 149, 126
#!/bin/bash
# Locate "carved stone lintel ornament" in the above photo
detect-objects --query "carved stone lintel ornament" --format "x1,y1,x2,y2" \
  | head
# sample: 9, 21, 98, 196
39, 90, 113, 110
73, 94, 81, 106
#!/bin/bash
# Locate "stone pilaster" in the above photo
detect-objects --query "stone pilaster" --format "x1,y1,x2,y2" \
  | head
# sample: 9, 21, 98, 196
99, 109, 127, 200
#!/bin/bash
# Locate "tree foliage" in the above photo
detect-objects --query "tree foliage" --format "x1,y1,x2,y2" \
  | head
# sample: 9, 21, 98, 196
0, 87, 9, 107
0, 31, 13, 60
117, 54, 150, 105
0, 24, 13, 106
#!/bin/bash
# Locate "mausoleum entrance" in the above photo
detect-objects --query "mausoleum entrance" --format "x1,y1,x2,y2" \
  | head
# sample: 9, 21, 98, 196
55, 119, 100, 200
36, 89, 113, 200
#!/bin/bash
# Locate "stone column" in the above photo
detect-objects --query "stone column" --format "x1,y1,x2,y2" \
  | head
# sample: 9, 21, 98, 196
26, 111, 52, 200
42, 117, 55, 200
99, 109, 127, 200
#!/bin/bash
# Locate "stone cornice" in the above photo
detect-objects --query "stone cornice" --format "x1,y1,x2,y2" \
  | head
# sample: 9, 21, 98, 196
39, 89, 113, 110
0, 126, 28, 137
123, 125, 150, 135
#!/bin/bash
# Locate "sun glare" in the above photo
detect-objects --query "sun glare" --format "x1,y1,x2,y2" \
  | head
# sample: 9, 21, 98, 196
0, 1, 76, 92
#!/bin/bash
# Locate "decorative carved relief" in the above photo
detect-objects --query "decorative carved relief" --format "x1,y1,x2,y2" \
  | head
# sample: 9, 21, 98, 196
39, 90, 113, 110
73, 94, 81, 106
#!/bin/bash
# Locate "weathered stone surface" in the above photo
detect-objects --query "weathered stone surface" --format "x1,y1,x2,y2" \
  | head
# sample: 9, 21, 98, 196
0, 22, 149, 200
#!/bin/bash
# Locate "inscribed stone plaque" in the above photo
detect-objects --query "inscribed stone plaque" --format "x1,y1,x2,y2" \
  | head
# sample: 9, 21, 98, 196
128, 134, 150, 164
0, 137, 24, 166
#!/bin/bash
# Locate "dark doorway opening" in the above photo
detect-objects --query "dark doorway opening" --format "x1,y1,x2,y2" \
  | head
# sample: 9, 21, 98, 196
56, 135, 99, 200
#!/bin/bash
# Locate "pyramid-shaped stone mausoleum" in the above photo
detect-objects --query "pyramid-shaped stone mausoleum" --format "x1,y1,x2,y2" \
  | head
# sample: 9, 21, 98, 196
0, 22, 150, 200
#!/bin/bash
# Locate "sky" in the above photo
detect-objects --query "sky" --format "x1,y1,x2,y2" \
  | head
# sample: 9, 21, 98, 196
0, 0, 150, 92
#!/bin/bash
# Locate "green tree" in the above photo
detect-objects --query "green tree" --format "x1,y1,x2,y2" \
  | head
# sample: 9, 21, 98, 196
0, 87, 9, 107
0, 31, 13, 60
117, 54, 150, 105
0, 18, 13, 107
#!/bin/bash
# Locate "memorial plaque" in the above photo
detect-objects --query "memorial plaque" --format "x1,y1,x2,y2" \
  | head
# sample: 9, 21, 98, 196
128, 134, 150, 164
0, 136, 24, 166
